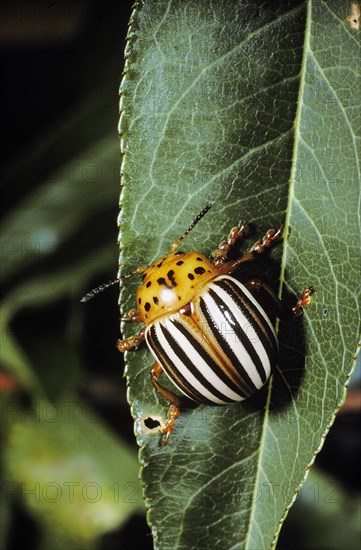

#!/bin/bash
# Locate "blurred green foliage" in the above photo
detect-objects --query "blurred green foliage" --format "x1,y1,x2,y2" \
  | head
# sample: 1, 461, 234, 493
1, 2, 145, 549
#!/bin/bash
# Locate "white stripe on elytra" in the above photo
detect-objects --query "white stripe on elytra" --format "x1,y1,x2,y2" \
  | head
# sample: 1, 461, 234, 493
158, 318, 243, 403
219, 276, 277, 343
145, 329, 200, 402
204, 283, 271, 386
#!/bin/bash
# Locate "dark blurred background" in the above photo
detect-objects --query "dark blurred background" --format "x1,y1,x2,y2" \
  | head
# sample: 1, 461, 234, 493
1, 1, 360, 549
1, 2, 154, 549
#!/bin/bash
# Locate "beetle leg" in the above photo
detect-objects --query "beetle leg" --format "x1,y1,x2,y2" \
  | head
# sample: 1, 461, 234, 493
216, 226, 284, 275
212, 222, 250, 266
291, 287, 314, 317
250, 226, 284, 255
162, 405, 180, 446
150, 362, 181, 445
116, 326, 146, 352
150, 363, 181, 407
245, 279, 313, 319
120, 309, 143, 322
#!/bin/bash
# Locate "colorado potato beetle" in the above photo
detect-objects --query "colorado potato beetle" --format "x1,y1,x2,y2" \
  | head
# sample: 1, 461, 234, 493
82, 205, 312, 445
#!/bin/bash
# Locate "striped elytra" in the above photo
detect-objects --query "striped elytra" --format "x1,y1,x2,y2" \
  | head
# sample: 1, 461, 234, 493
145, 275, 278, 405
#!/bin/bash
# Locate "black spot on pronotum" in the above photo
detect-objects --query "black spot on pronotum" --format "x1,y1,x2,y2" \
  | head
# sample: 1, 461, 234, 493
174, 251, 184, 256
196, 257, 203, 261
153, 296, 159, 304
194, 266, 206, 275
138, 298, 141, 304
156, 257, 167, 268
146, 281, 152, 288
188, 273, 195, 280
167, 269, 177, 287
145, 302, 151, 312
157, 276, 172, 289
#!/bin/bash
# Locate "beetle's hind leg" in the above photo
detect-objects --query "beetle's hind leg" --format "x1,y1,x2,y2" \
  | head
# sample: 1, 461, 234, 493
151, 362, 181, 445
291, 287, 314, 317
245, 279, 313, 319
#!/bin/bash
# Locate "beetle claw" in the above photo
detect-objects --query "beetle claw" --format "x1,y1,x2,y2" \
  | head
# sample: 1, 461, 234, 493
161, 404, 180, 445
251, 225, 284, 254
291, 287, 314, 317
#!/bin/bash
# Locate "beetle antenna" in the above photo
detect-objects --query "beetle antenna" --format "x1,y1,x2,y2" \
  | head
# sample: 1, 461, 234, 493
171, 203, 212, 251
81, 266, 146, 302
80, 279, 121, 302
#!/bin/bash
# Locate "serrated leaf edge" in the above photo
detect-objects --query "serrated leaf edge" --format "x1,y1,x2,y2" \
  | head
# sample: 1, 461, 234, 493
271, 344, 361, 548
117, 1, 159, 546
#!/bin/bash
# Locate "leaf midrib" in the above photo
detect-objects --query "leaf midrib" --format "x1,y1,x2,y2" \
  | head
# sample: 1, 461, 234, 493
244, 2, 311, 547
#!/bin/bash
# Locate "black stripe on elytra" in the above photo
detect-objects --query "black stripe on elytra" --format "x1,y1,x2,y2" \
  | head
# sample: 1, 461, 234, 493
239, 280, 278, 363
222, 278, 278, 356
161, 321, 235, 404
207, 288, 267, 385
214, 279, 278, 369
219, 279, 277, 374
146, 325, 204, 403
199, 297, 252, 397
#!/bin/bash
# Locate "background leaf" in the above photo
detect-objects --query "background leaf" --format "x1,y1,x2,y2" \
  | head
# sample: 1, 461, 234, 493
5, 406, 143, 548
277, 466, 361, 550
119, 1, 360, 549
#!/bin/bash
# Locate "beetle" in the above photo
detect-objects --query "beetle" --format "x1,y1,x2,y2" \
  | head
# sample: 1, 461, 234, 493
82, 204, 312, 445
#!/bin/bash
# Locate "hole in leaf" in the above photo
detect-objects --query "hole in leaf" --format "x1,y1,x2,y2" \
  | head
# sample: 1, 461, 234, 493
346, 2, 360, 30
140, 415, 164, 435
144, 416, 161, 429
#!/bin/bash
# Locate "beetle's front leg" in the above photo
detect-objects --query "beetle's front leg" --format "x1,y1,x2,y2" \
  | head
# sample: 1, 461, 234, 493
217, 226, 284, 275
250, 226, 284, 255
120, 309, 143, 323
150, 362, 181, 445
116, 325, 146, 352
245, 279, 313, 319
212, 222, 250, 267
236, 226, 284, 264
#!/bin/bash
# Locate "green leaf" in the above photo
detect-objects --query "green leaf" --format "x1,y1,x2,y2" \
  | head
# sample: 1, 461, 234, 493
119, 1, 360, 548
